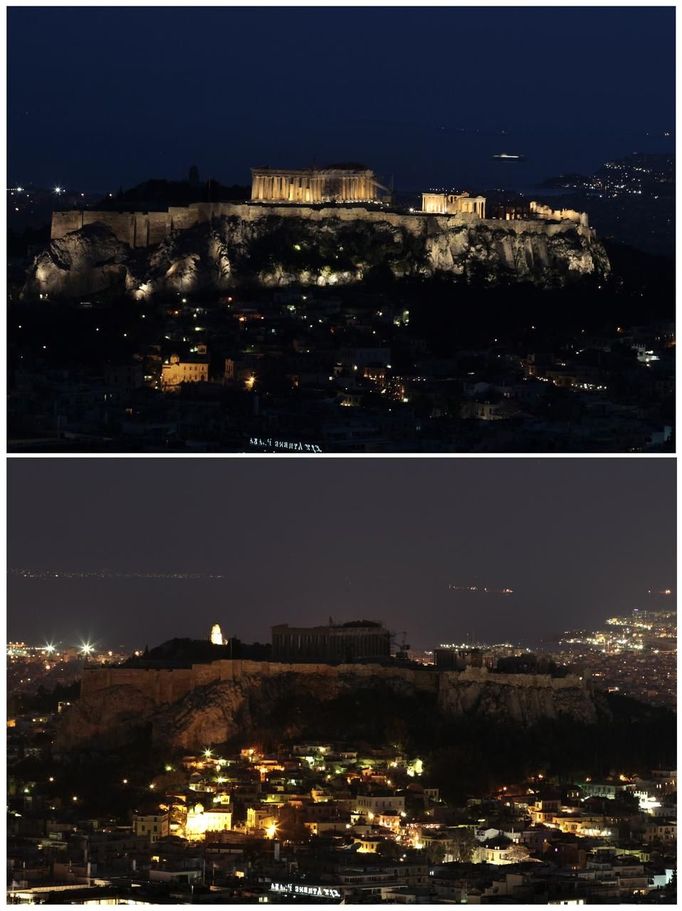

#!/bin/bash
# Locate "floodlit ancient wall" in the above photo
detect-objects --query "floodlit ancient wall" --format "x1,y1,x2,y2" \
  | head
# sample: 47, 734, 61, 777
530, 201, 589, 227
51, 211, 86, 238
51, 202, 594, 251
135, 212, 169, 247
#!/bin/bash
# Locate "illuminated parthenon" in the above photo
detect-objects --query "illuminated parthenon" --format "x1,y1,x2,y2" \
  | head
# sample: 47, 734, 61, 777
251, 166, 380, 204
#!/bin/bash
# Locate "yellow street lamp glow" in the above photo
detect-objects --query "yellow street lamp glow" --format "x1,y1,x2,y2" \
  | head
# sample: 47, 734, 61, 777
265, 823, 278, 839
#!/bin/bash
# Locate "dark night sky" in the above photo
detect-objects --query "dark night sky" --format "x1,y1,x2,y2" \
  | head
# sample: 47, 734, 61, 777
8, 6, 675, 192
8, 459, 675, 651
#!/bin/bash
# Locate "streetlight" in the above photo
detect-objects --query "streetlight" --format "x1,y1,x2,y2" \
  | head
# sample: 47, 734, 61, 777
79, 641, 94, 658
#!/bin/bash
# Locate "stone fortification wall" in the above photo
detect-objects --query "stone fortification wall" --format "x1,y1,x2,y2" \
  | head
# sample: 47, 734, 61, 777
52, 203, 595, 250
60, 660, 597, 752
33, 202, 607, 300
438, 665, 596, 725
530, 201, 589, 227
81, 659, 582, 707
80, 659, 440, 706
52, 210, 170, 248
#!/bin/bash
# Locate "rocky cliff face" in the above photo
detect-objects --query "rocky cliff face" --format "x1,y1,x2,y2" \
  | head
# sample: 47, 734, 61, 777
24, 210, 609, 299
438, 669, 599, 726
55, 666, 601, 753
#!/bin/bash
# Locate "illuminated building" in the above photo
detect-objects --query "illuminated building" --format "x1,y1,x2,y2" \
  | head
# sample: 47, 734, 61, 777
421, 191, 486, 218
271, 620, 391, 662
529, 200, 589, 226
160, 354, 209, 391
246, 806, 277, 833
184, 803, 232, 840
251, 166, 381, 204
474, 835, 532, 865
353, 835, 383, 853
355, 793, 406, 815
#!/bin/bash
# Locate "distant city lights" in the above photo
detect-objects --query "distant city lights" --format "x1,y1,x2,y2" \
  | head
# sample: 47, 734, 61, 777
449, 585, 514, 595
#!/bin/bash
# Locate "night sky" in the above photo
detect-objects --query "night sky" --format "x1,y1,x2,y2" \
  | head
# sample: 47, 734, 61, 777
8, 7, 675, 192
8, 459, 675, 651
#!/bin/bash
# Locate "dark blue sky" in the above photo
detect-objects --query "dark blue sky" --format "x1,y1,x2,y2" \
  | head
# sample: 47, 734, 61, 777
8, 6, 675, 192
8, 459, 676, 651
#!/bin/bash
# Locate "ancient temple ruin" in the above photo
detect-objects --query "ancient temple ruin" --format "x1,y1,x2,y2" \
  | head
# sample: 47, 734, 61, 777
251, 166, 379, 204
421, 192, 487, 218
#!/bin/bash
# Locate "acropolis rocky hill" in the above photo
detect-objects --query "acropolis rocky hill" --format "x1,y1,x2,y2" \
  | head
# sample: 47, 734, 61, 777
25, 199, 610, 300
56, 656, 602, 753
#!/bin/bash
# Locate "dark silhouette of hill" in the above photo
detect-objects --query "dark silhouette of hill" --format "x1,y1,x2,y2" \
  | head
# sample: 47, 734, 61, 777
94, 178, 250, 212
120, 637, 271, 667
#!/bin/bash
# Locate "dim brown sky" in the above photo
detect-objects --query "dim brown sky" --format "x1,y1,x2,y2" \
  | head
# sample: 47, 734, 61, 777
7, 458, 675, 651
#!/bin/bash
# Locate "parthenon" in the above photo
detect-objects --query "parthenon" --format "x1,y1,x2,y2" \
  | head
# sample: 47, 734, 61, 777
251, 166, 379, 204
